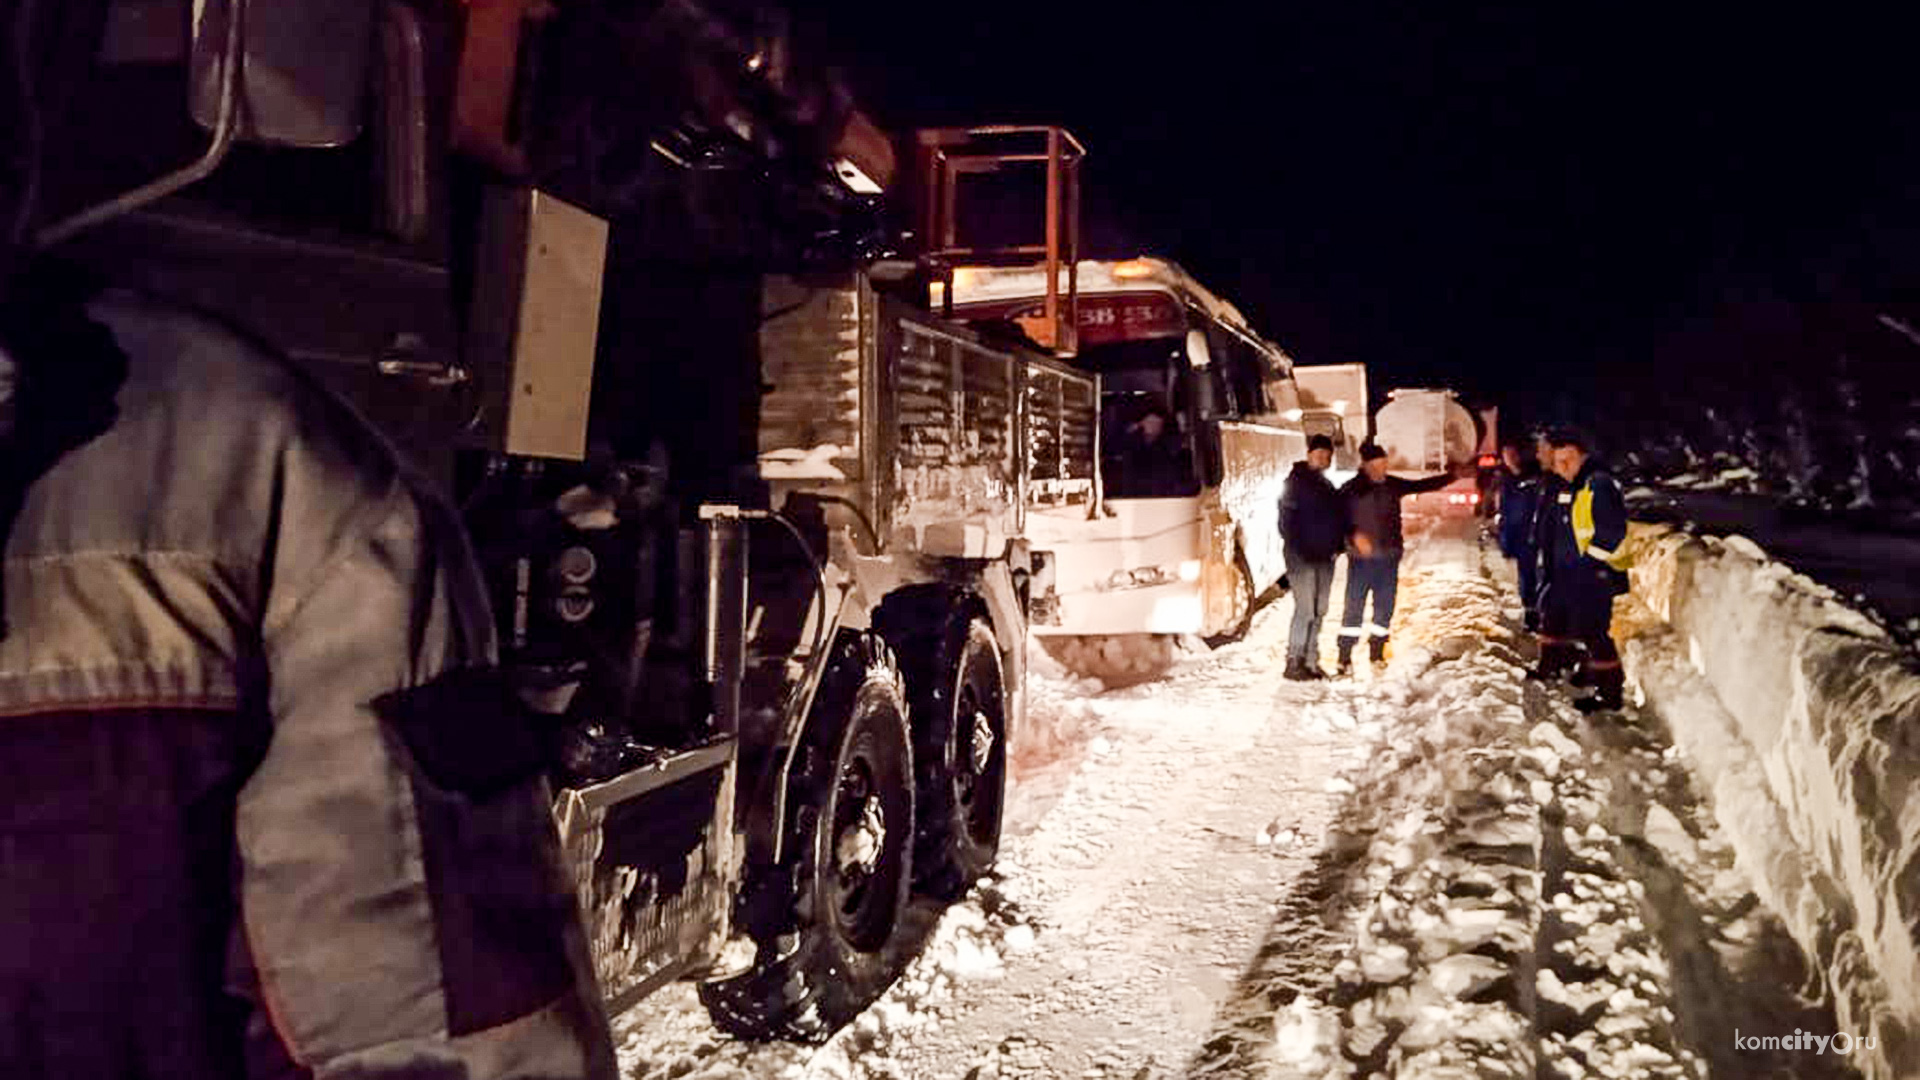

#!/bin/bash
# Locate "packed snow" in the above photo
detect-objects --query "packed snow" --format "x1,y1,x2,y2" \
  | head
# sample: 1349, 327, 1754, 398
611, 516, 1861, 1078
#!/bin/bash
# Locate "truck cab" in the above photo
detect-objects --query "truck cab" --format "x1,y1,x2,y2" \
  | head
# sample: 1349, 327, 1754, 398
1291, 362, 1371, 485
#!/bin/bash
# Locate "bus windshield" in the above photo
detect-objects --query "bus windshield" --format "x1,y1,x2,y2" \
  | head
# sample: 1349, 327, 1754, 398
1079, 338, 1202, 499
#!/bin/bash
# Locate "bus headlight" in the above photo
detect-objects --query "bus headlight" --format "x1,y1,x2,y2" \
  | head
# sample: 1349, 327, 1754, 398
1101, 560, 1202, 591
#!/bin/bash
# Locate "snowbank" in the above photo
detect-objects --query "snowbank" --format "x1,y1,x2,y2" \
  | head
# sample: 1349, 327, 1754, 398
1626, 525, 1883, 748
1622, 523, 1920, 1078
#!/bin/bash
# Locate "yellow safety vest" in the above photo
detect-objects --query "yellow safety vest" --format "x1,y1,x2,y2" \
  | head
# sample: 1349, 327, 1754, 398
1571, 481, 1632, 571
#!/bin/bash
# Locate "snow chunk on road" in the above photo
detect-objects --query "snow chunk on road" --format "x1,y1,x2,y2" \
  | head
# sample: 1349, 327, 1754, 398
1361, 942, 1412, 982
1430, 953, 1507, 999
1529, 721, 1582, 764
1000, 923, 1037, 954
1269, 996, 1341, 1072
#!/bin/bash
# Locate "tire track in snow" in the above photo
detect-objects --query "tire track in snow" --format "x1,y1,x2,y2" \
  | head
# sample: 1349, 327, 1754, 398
615, 561, 1382, 1078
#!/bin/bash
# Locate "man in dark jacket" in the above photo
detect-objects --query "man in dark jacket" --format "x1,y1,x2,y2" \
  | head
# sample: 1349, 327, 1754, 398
1533, 430, 1631, 711
1530, 430, 1567, 637
1335, 443, 1458, 672
1496, 438, 1545, 631
1278, 434, 1346, 680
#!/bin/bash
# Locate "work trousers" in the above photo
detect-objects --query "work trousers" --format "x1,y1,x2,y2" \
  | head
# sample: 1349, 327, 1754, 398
1285, 557, 1336, 663
1515, 547, 1540, 622
1540, 562, 1620, 667
1340, 554, 1400, 641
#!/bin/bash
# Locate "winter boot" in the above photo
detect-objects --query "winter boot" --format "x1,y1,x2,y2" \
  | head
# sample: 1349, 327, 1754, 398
1574, 666, 1626, 713
1368, 636, 1389, 664
1284, 656, 1315, 682
1335, 637, 1356, 677
1528, 641, 1577, 682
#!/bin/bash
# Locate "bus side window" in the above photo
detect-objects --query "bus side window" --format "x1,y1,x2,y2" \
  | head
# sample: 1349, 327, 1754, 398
1203, 324, 1241, 419
1242, 352, 1274, 415
1266, 372, 1300, 416
1225, 333, 1271, 417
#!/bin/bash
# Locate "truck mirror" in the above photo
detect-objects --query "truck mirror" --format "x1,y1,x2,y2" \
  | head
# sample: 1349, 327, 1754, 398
189, 0, 375, 148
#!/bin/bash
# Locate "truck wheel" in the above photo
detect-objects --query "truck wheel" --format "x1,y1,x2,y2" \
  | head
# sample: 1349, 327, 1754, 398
1202, 551, 1256, 648
1039, 633, 1179, 689
906, 617, 1007, 902
698, 636, 916, 1041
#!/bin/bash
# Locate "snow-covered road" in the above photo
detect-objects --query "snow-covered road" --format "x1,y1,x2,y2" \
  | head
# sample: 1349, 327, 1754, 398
615, 534, 1380, 1079
614, 517, 1856, 1079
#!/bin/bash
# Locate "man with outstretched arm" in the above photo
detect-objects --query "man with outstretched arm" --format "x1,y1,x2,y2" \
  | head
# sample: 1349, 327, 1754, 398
1335, 443, 1460, 674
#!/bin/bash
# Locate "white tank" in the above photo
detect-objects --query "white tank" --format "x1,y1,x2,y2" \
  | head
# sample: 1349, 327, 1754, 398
1372, 389, 1479, 473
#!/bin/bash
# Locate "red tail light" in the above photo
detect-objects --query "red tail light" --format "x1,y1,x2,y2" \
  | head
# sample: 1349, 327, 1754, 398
1478, 455, 1497, 468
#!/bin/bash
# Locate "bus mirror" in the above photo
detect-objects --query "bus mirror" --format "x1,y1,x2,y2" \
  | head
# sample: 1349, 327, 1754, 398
1185, 329, 1212, 369
189, 0, 375, 148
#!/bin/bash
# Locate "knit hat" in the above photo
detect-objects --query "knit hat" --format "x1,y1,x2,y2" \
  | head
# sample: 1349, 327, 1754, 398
1359, 442, 1388, 462
1306, 433, 1335, 453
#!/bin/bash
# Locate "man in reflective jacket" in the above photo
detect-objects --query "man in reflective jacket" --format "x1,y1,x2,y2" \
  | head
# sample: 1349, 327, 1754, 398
1534, 429, 1631, 711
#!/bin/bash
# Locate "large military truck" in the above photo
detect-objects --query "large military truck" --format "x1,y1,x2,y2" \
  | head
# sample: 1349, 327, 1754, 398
38, 0, 1095, 1040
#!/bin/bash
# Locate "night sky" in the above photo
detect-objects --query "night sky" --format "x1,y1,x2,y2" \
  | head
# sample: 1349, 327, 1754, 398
816, 3, 1919, 415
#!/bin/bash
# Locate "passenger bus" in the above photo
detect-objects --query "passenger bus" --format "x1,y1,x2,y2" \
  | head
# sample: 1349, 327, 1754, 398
946, 258, 1307, 684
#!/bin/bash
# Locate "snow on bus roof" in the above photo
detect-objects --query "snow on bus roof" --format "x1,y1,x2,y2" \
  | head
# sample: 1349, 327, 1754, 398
947, 257, 1254, 334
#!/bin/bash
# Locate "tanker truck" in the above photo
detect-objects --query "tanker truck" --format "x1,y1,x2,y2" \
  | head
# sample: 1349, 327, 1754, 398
1371, 388, 1494, 517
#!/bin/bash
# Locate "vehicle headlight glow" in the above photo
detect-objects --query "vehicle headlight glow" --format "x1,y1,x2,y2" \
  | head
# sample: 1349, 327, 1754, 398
1101, 561, 1199, 591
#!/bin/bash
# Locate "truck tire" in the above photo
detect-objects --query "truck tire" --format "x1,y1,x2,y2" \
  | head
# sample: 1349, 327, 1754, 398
1039, 633, 1179, 689
698, 635, 916, 1041
904, 617, 1007, 902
